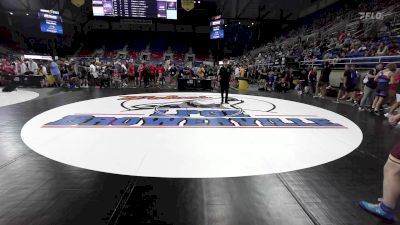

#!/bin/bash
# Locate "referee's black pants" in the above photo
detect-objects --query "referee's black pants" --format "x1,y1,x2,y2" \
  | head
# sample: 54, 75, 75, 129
220, 82, 229, 103
144, 75, 150, 87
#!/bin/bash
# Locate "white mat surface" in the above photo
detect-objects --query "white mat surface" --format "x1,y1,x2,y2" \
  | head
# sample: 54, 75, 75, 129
0, 89, 39, 107
21, 92, 363, 178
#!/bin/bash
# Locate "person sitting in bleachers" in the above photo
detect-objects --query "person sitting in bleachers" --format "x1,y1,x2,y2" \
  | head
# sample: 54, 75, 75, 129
376, 43, 389, 56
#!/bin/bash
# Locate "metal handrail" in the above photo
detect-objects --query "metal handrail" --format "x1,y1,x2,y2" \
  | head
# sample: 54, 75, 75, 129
301, 55, 400, 62
300, 55, 400, 66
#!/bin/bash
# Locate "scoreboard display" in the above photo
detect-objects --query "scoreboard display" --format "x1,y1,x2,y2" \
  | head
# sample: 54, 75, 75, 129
210, 15, 224, 39
38, 9, 63, 35
92, 0, 177, 20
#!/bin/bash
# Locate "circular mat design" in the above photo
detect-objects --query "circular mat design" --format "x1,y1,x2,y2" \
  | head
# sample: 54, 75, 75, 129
21, 92, 363, 178
0, 89, 39, 107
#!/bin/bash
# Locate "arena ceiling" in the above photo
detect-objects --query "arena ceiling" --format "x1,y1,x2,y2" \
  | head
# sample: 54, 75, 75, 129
0, 0, 340, 23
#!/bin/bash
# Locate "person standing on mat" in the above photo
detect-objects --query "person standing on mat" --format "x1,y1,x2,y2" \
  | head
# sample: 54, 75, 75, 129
218, 60, 232, 104
359, 113, 400, 223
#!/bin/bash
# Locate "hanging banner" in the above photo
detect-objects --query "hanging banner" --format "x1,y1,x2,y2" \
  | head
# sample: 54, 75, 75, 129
71, 0, 85, 7
181, 0, 195, 11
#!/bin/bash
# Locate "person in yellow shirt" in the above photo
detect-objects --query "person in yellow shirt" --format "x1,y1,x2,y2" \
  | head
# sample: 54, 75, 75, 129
240, 66, 246, 78
198, 64, 206, 80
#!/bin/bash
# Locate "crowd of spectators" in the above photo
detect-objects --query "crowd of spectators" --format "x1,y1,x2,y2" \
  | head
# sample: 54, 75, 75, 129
0, 0, 399, 118
0, 56, 221, 89
228, 60, 400, 118
235, 0, 400, 68
220, 0, 400, 118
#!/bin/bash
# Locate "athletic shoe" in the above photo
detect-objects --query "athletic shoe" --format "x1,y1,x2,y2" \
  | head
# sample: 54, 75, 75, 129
313, 95, 319, 98
334, 100, 340, 103
346, 98, 353, 102
358, 107, 365, 111
359, 201, 396, 223
374, 110, 381, 116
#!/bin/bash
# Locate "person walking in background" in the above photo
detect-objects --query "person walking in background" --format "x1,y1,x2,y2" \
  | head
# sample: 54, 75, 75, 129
89, 61, 98, 87
234, 65, 240, 87
148, 64, 157, 87
38, 63, 48, 87
359, 69, 377, 111
121, 61, 128, 87
386, 68, 400, 112
218, 59, 232, 105
336, 64, 353, 103
50, 59, 61, 87
239, 65, 245, 78
138, 63, 145, 87
385, 71, 400, 117
372, 63, 397, 115
308, 66, 318, 95
314, 62, 332, 99
168, 63, 177, 86
349, 64, 360, 105
198, 64, 206, 80
141, 63, 150, 88
157, 63, 166, 87
128, 63, 136, 88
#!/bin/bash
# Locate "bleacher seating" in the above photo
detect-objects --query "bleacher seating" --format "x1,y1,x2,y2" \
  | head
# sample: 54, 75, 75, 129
239, 0, 400, 67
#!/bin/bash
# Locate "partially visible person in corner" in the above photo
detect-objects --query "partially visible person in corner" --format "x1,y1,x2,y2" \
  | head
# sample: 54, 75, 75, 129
359, 113, 400, 223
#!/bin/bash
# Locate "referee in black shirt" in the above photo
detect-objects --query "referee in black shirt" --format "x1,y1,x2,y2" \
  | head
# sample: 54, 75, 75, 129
218, 59, 232, 104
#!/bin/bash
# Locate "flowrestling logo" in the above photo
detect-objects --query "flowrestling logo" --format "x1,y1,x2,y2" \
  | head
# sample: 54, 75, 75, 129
359, 12, 384, 20
43, 95, 345, 128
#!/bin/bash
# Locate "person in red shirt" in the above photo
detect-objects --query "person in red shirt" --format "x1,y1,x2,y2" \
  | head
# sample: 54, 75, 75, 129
157, 64, 166, 87
339, 31, 346, 43
127, 63, 136, 87
139, 63, 149, 87
149, 64, 157, 86
0, 59, 15, 75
